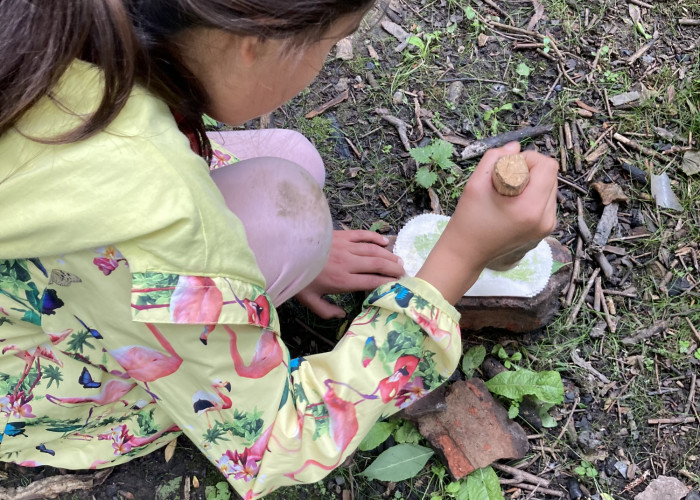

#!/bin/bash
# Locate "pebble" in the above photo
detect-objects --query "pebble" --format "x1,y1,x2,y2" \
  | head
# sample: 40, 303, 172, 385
686, 491, 700, 500
578, 430, 601, 452
568, 478, 583, 499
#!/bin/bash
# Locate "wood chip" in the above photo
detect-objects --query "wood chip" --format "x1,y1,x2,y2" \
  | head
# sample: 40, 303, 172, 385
592, 182, 630, 205
335, 37, 354, 60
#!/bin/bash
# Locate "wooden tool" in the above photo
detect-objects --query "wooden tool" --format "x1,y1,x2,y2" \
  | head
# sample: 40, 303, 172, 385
488, 154, 537, 271
492, 154, 530, 196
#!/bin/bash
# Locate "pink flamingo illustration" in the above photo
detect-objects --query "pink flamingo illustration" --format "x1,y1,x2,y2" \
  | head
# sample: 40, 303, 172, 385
170, 276, 223, 325
409, 308, 452, 348
3, 344, 63, 376
45, 328, 73, 345
45, 379, 138, 424
223, 326, 283, 379
128, 423, 179, 447
285, 384, 360, 479
108, 323, 183, 399
192, 379, 232, 428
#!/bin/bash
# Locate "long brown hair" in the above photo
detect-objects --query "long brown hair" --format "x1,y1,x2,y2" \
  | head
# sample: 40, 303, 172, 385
0, 0, 375, 159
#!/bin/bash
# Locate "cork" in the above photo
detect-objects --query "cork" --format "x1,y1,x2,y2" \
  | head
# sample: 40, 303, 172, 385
492, 154, 530, 196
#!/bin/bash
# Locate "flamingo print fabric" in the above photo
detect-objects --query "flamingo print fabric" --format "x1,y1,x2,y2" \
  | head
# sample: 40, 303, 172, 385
0, 61, 462, 498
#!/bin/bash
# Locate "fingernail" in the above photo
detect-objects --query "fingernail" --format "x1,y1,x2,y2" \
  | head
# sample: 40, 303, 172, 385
398, 257, 404, 267
382, 236, 389, 244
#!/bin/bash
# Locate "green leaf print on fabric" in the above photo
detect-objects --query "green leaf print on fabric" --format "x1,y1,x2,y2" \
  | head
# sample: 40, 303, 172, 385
43, 365, 63, 389
0, 259, 44, 326
66, 329, 97, 354
226, 408, 264, 446
131, 272, 179, 309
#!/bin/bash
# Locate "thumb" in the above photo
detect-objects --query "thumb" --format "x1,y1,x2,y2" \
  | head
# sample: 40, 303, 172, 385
297, 291, 347, 320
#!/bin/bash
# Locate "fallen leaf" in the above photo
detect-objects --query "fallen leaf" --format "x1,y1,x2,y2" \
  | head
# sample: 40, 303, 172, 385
681, 150, 700, 175
592, 182, 630, 205
164, 437, 177, 463
629, 4, 641, 25
367, 44, 379, 60
527, 0, 546, 31
192, 476, 200, 488
335, 37, 354, 61
477, 33, 490, 47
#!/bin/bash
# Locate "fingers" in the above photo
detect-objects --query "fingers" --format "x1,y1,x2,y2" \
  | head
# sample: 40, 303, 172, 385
295, 290, 347, 319
337, 229, 390, 246
343, 273, 398, 292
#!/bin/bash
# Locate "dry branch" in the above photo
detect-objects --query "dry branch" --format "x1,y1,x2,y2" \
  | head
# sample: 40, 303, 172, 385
460, 125, 554, 160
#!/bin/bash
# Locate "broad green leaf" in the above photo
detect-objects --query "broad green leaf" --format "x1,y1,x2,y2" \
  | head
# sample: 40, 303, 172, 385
508, 402, 519, 419
461, 345, 486, 378
407, 35, 426, 52
359, 421, 396, 451
415, 167, 438, 188
410, 146, 434, 165
466, 467, 504, 500
430, 140, 455, 170
393, 421, 421, 444
464, 6, 476, 20
537, 402, 557, 428
499, 103, 514, 112
484, 368, 564, 405
361, 443, 433, 482
516, 62, 532, 77
202, 114, 219, 128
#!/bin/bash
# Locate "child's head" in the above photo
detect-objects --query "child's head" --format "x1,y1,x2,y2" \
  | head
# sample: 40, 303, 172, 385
0, 0, 375, 153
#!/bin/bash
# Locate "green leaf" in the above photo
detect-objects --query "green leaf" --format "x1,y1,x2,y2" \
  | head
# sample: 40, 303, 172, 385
407, 35, 426, 52
695, 350, 700, 361
410, 146, 434, 165
466, 467, 504, 500
361, 443, 434, 482
415, 167, 438, 188
359, 421, 396, 451
393, 421, 421, 444
484, 368, 564, 405
430, 140, 455, 170
515, 62, 532, 77
537, 402, 557, 428
498, 103, 514, 112
464, 6, 476, 20
551, 260, 569, 274
508, 402, 519, 419
461, 345, 486, 378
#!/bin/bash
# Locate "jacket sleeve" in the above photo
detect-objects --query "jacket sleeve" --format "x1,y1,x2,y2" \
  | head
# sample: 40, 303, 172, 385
120, 272, 461, 498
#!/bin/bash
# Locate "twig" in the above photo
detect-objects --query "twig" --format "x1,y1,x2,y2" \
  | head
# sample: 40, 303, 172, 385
460, 125, 554, 160
437, 77, 507, 84
569, 121, 582, 172
620, 320, 669, 345
375, 108, 412, 151
678, 18, 700, 26
627, 37, 658, 65
558, 125, 567, 173
571, 347, 610, 384
600, 289, 617, 333
413, 97, 424, 142
648, 416, 697, 425
613, 133, 664, 160
568, 268, 600, 325
482, 0, 515, 24
500, 482, 565, 498
576, 198, 614, 278
555, 396, 579, 442
566, 237, 583, 306
685, 373, 697, 415
629, 0, 653, 8
557, 175, 587, 194
687, 317, 700, 344
305, 89, 349, 119
492, 463, 550, 487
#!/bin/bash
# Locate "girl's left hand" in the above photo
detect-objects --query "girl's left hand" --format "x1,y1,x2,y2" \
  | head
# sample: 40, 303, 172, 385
295, 230, 405, 319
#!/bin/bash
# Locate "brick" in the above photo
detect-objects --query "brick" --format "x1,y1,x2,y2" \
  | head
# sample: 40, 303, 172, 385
412, 379, 529, 480
456, 238, 572, 333
386, 235, 572, 333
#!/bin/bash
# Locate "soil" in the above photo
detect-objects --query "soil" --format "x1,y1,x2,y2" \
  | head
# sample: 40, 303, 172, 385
3, 1, 699, 499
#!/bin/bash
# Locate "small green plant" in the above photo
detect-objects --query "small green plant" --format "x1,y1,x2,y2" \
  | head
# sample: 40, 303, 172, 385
205, 481, 231, 500
491, 345, 522, 369
483, 102, 513, 135
575, 460, 599, 478
679, 339, 691, 354
382, 144, 393, 154
409, 139, 460, 190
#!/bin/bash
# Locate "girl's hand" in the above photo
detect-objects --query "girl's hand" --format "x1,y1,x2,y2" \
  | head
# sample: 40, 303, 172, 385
295, 230, 405, 319
417, 142, 559, 304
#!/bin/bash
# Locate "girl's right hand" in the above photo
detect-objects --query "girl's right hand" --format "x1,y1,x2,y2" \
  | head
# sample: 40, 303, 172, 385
416, 142, 559, 304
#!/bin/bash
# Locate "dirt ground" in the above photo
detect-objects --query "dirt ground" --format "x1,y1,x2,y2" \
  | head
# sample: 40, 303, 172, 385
3, 0, 699, 499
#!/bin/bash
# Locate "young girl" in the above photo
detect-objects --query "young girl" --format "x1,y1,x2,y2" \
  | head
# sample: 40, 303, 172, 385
0, 1, 558, 498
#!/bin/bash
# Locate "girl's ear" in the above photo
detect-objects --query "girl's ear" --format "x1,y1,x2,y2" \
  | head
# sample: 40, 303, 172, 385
237, 36, 268, 66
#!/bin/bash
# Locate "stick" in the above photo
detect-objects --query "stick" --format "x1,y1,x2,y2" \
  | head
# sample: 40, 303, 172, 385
679, 18, 700, 26
375, 108, 412, 152
568, 268, 600, 325
566, 237, 583, 306
558, 125, 567, 173
648, 416, 697, 425
571, 346, 610, 383
687, 317, 700, 344
600, 289, 617, 333
613, 133, 664, 160
492, 463, 551, 487
570, 121, 583, 172
629, 0, 653, 8
685, 373, 697, 415
460, 125, 554, 160
621, 320, 669, 345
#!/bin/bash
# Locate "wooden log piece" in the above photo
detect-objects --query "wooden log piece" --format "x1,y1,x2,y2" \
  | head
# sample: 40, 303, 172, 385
492, 154, 530, 196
